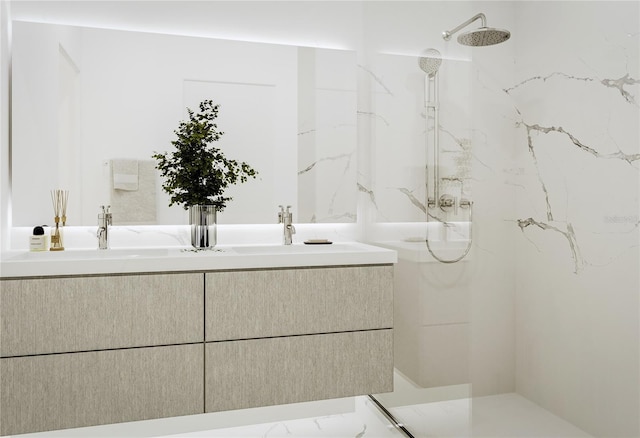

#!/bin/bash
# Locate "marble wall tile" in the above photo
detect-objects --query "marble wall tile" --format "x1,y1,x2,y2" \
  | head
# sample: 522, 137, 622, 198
511, 3, 639, 436
297, 48, 358, 223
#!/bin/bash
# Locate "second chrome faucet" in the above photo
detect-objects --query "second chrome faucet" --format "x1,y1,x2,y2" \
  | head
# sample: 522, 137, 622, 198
97, 205, 112, 249
278, 205, 296, 245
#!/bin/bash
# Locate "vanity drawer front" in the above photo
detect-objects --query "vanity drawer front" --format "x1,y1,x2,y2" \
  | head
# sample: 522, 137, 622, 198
0, 344, 204, 436
205, 265, 393, 341
205, 329, 393, 412
0, 273, 203, 357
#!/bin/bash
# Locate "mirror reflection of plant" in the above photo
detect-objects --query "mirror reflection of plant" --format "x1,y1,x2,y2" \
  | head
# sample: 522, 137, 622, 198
153, 100, 258, 212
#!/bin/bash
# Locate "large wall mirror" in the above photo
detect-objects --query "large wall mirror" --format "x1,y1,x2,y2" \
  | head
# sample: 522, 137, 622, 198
12, 21, 357, 226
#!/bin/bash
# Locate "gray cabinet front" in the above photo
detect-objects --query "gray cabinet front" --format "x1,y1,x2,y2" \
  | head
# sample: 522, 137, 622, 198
0, 273, 203, 357
0, 344, 203, 436
205, 329, 393, 412
204, 265, 394, 412
0, 265, 394, 435
205, 265, 393, 341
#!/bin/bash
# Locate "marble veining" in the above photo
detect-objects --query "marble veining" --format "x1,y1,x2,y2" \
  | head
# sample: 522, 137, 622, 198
510, 56, 638, 274
504, 71, 640, 106
358, 64, 394, 96
516, 218, 584, 273
519, 118, 640, 164
357, 110, 391, 126
298, 151, 354, 175
600, 73, 639, 104
357, 183, 379, 210
518, 116, 556, 222
504, 72, 594, 94
396, 188, 426, 214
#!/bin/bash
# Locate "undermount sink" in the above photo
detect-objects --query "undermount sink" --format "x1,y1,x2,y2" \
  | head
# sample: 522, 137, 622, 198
0, 242, 396, 278
3, 248, 170, 261
2, 244, 353, 261
231, 243, 349, 255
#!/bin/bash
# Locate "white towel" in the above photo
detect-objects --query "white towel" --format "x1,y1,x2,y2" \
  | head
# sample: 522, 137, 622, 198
110, 160, 157, 225
112, 159, 139, 191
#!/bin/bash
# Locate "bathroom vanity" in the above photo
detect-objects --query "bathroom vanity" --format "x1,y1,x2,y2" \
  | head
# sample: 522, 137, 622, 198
0, 243, 395, 436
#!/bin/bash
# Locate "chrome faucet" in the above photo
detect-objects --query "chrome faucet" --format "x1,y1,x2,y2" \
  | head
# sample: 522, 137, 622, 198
97, 205, 112, 250
278, 205, 296, 245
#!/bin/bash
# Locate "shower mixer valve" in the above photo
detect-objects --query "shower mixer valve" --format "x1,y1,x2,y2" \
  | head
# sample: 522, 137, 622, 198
428, 195, 472, 215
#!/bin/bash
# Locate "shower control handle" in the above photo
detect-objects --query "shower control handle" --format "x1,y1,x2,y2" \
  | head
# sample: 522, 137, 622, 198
439, 194, 457, 215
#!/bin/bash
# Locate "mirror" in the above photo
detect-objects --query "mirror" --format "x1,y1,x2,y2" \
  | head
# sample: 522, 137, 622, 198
11, 21, 357, 226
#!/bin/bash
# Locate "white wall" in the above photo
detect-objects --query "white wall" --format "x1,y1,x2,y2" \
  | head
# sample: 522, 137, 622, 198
10, 21, 83, 226
0, 0, 10, 251
512, 2, 639, 436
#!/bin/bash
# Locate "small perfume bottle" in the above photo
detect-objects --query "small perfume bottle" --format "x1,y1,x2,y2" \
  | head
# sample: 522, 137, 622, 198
29, 226, 49, 252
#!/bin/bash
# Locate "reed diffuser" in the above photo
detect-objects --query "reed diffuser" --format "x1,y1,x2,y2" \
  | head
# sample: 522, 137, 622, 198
50, 189, 69, 251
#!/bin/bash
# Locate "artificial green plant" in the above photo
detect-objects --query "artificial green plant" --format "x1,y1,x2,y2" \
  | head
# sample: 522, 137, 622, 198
152, 99, 257, 211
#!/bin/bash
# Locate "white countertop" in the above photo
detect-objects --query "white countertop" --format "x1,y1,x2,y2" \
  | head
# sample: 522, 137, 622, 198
0, 242, 397, 278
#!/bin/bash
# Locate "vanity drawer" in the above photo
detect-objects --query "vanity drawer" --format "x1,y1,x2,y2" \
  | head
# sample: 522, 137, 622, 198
0, 344, 204, 436
205, 265, 393, 341
205, 329, 393, 412
0, 273, 203, 357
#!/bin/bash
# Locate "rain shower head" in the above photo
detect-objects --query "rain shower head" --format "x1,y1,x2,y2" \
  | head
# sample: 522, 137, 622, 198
443, 13, 510, 47
418, 48, 442, 76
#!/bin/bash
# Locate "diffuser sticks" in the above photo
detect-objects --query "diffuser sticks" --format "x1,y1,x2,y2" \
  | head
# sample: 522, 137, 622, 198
50, 189, 69, 251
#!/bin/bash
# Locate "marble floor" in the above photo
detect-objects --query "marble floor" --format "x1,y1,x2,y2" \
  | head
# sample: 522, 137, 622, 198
19, 373, 592, 438
155, 394, 592, 438
18, 397, 401, 438
163, 397, 403, 438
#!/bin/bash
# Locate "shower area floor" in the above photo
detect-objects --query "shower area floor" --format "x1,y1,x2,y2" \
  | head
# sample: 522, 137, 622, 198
378, 394, 593, 438
372, 371, 592, 438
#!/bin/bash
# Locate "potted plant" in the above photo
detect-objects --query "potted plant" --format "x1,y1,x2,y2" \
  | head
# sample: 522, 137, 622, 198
152, 99, 257, 249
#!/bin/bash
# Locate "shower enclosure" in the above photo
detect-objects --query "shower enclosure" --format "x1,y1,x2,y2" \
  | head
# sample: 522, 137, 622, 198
366, 2, 638, 437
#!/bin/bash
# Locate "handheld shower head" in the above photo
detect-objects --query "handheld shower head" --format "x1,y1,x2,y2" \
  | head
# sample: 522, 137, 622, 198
443, 13, 510, 47
418, 48, 442, 76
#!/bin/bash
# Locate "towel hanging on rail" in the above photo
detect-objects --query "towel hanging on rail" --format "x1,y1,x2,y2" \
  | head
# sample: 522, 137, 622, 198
112, 159, 139, 191
110, 159, 157, 225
